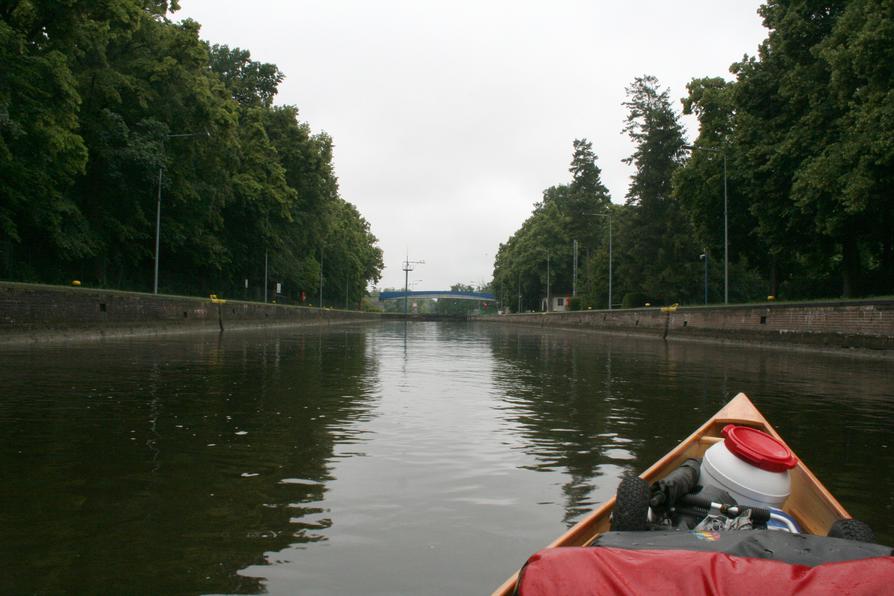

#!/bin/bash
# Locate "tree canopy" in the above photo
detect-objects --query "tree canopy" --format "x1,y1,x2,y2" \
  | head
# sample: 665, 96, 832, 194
496, 1, 893, 310
0, 1, 382, 304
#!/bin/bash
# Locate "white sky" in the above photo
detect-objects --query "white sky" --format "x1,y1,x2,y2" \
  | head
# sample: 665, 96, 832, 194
176, 1, 767, 291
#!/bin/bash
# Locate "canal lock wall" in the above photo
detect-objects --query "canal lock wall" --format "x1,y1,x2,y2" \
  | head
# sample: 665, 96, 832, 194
484, 300, 894, 354
0, 282, 380, 342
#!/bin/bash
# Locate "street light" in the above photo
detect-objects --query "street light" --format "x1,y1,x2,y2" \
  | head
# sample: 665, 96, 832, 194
699, 250, 708, 305
546, 249, 551, 312
154, 131, 208, 294
594, 212, 612, 310
684, 144, 728, 304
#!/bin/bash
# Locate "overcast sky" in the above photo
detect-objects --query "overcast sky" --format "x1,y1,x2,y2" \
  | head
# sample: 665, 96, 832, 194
176, 1, 767, 291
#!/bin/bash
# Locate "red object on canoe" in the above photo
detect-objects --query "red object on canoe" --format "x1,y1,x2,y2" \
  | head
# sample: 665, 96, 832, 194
515, 547, 894, 596
722, 424, 798, 472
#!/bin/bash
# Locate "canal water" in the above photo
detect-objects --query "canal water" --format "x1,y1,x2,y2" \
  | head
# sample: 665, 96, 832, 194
2, 322, 893, 594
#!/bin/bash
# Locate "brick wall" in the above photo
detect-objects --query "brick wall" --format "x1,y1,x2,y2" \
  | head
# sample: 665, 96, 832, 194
0, 282, 379, 341
486, 301, 894, 352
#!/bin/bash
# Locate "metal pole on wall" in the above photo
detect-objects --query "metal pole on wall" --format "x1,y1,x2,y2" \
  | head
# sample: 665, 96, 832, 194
546, 250, 551, 312
595, 212, 612, 310
517, 272, 521, 313
153, 167, 162, 294
319, 249, 323, 309
684, 145, 728, 305
264, 249, 268, 303
723, 153, 728, 305
572, 239, 578, 297
700, 250, 708, 305
608, 214, 612, 310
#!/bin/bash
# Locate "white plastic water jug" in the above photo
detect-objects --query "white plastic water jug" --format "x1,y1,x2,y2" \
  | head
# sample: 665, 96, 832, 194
699, 424, 798, 508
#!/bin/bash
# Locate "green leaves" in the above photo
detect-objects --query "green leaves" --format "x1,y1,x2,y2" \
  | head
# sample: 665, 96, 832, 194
209, 44, 284, 108
0, 1, 383, 299
493, 139, 613, 311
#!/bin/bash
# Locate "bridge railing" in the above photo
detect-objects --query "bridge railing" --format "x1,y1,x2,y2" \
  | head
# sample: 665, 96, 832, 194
378, 290, 496, 301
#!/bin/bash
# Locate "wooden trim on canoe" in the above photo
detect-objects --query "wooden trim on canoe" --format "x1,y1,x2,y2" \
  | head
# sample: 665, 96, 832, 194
491, 393, 851, 596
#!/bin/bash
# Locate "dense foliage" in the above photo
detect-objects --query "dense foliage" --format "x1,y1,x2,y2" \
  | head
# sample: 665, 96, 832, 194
0, 1, 383, 304
495, 1, 893, 309
492, 139, 612, 311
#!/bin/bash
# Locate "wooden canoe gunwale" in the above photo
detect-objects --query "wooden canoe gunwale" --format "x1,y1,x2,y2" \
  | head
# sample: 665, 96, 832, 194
491, 392, 851, 596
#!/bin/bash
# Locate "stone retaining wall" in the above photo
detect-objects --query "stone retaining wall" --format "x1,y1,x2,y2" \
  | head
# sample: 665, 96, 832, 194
484, 301, 894, 352
0, 282, 379, 342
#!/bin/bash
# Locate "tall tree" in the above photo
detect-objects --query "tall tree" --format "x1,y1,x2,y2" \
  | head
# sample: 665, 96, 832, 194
493, 139, 613, 311
673, 77, 767, 302
0, 1, 384, 300
615, 75, 700, 305
729, 1, 883, 298
810, 0, 894, 295
0, 2, 92, 279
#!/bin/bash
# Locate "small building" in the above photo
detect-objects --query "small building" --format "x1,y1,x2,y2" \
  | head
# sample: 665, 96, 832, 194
541, 294, 572, 312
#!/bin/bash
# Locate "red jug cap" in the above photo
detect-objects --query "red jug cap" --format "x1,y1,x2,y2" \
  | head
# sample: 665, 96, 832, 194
722, 424, 798, 472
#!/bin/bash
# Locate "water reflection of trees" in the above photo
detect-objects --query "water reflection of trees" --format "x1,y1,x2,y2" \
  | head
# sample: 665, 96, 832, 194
484, 324, 894, 540
0, 327, 379, 594
486, 327, 650, 526
484, 326, 738, 525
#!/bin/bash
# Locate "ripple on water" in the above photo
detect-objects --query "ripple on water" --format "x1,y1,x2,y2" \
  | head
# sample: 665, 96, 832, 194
3, 323, 893, 595
279, 478, 324, 486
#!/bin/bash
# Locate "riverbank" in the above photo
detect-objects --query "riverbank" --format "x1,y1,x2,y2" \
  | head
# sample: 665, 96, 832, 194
481, 300, 894, 355
0, 282, 379, 343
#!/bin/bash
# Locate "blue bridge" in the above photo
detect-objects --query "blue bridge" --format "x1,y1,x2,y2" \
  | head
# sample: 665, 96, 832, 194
378, 290, 496, 302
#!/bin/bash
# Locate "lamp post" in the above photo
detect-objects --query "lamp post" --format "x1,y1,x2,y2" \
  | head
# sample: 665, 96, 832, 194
684, 144, 728, 304
154, 131, 207, 294
699, 250, 708, 305
595, 212, 612, 310
546, 249, 551, 312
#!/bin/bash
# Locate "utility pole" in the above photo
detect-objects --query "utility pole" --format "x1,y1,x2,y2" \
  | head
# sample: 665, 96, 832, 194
700, 250, 709, 305
402, 253, 425, 315
723, 153, 728, 305
594, 212, 612, 310
154, 167, 162, 294
546, 249, 551, 312
684, 144, 728, 304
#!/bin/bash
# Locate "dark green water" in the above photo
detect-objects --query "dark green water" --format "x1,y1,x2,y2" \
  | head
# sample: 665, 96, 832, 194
1, 322, 892, 594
